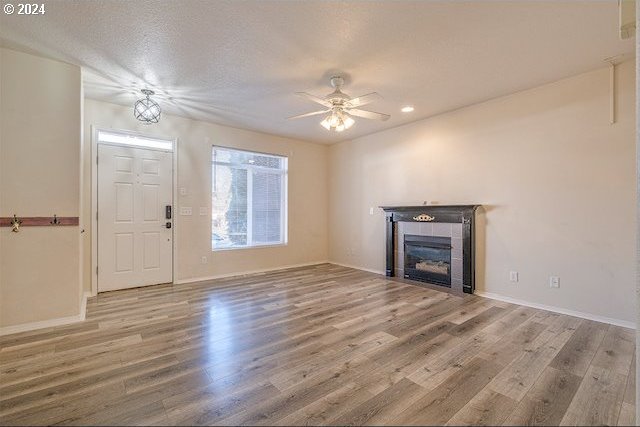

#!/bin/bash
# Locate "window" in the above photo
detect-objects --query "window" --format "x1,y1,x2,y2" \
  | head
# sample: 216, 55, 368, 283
212, 146, 288, 250
97, 130, 173, 151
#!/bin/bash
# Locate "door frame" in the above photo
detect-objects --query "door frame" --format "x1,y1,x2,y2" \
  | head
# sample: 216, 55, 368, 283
91, 125, 178, 295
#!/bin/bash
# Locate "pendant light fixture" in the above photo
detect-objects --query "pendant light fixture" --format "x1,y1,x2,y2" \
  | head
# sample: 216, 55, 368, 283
134, 89, 161, 124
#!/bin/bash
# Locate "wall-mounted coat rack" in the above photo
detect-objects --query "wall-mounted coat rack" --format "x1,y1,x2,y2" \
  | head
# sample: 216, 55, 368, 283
0, 215, 79, 232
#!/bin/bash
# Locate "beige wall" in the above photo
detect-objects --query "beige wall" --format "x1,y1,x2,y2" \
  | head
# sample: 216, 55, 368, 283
0, 48, 82, 327
329, 60, 636, 325
83, 99, 328, 289
2, 48, 634, 330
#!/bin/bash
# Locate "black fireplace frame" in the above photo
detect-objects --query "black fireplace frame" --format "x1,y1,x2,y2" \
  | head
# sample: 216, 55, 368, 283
380, 205, 480, 294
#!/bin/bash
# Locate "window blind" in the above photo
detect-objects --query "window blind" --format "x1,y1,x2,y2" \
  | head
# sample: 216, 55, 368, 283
212, 147, 287, 250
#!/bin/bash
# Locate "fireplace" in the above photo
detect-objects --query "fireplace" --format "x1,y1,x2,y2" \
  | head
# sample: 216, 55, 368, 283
404, 235, 452, 287
381, 205, 480, 294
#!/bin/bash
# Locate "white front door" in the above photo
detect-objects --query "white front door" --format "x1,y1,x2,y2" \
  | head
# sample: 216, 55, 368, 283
97, 143, 173, 292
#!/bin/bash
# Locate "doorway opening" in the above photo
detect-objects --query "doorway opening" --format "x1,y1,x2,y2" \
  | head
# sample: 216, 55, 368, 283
92, 128, 176, 294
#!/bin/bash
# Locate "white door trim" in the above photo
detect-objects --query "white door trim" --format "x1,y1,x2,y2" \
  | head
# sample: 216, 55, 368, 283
91, 126, 178, 296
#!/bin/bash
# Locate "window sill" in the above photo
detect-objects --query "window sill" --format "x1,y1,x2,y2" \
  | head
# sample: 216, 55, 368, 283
212, 243, 288, 252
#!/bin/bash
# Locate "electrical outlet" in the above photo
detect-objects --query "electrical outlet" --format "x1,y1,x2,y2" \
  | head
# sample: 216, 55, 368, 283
201, 256, 208, 264
549, 276, 560, 288
180, 207, 192, 216
509, 271, 519, 283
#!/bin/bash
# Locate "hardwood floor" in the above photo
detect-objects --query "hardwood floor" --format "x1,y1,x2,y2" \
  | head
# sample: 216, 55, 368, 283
0, 264, 635, 426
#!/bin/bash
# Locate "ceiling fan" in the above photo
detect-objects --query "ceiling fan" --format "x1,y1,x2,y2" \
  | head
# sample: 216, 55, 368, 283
288, 76, 390, 132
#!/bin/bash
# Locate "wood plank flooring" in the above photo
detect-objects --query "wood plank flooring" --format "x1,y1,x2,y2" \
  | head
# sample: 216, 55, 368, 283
0, 264, 635, 426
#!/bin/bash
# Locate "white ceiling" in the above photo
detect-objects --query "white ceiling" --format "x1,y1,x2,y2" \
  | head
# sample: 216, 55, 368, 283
0, 1, 633, 144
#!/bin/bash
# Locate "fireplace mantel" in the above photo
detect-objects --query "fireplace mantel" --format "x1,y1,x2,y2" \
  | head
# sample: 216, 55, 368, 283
380, 205, 480, 294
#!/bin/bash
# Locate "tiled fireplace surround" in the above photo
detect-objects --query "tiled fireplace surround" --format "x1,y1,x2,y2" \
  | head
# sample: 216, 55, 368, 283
381, 205, 480, 294
396, 221, 464, 292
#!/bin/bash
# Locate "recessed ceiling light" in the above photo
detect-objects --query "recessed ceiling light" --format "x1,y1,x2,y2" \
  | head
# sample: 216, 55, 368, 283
401, 105, 414, 113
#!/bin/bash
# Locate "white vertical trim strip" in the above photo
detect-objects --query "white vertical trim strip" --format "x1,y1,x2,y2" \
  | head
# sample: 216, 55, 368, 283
91, 125, 98, 296
609, 62, 616, 124
172, 137, 179, 285
634, 0, 640, 413
247, 168, 253, 246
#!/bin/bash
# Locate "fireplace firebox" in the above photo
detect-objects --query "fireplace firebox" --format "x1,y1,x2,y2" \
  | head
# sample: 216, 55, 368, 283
404, 235, 452, 287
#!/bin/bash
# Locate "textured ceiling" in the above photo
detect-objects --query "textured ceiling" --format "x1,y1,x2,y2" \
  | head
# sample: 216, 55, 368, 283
0, 1, 634, 144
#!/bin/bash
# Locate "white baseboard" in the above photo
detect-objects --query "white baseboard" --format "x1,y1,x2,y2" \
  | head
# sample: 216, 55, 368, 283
327, 261, 636, 330
174, 260, 331, 285
4, 266, 631, 336
328, 261, 386, 276
476, 291, 636, 329
0, 291, 92, 336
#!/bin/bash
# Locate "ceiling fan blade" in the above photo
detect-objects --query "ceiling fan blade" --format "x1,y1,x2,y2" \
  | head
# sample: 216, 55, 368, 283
348, 92, 382, 108
348, 108, 390, 121
295, 92, 332, 107
287, 109, 330, 120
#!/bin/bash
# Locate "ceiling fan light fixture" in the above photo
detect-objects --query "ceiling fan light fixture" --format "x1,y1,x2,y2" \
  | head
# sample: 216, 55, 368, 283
320, 110, 354, 132
343, 115, 355, 129
320, 116, 332, 130
134, 89, 161, 124
292, 76, 389, 132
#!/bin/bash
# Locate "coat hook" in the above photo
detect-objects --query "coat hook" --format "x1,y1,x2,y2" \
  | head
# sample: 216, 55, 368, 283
50, 214, 60, 225
10, 214, 21, 233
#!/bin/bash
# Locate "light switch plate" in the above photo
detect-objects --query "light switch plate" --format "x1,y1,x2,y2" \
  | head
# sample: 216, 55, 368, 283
549, 276, 560, 288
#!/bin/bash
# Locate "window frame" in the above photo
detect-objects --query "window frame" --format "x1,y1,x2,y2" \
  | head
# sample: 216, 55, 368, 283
211, 145, 288, 251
